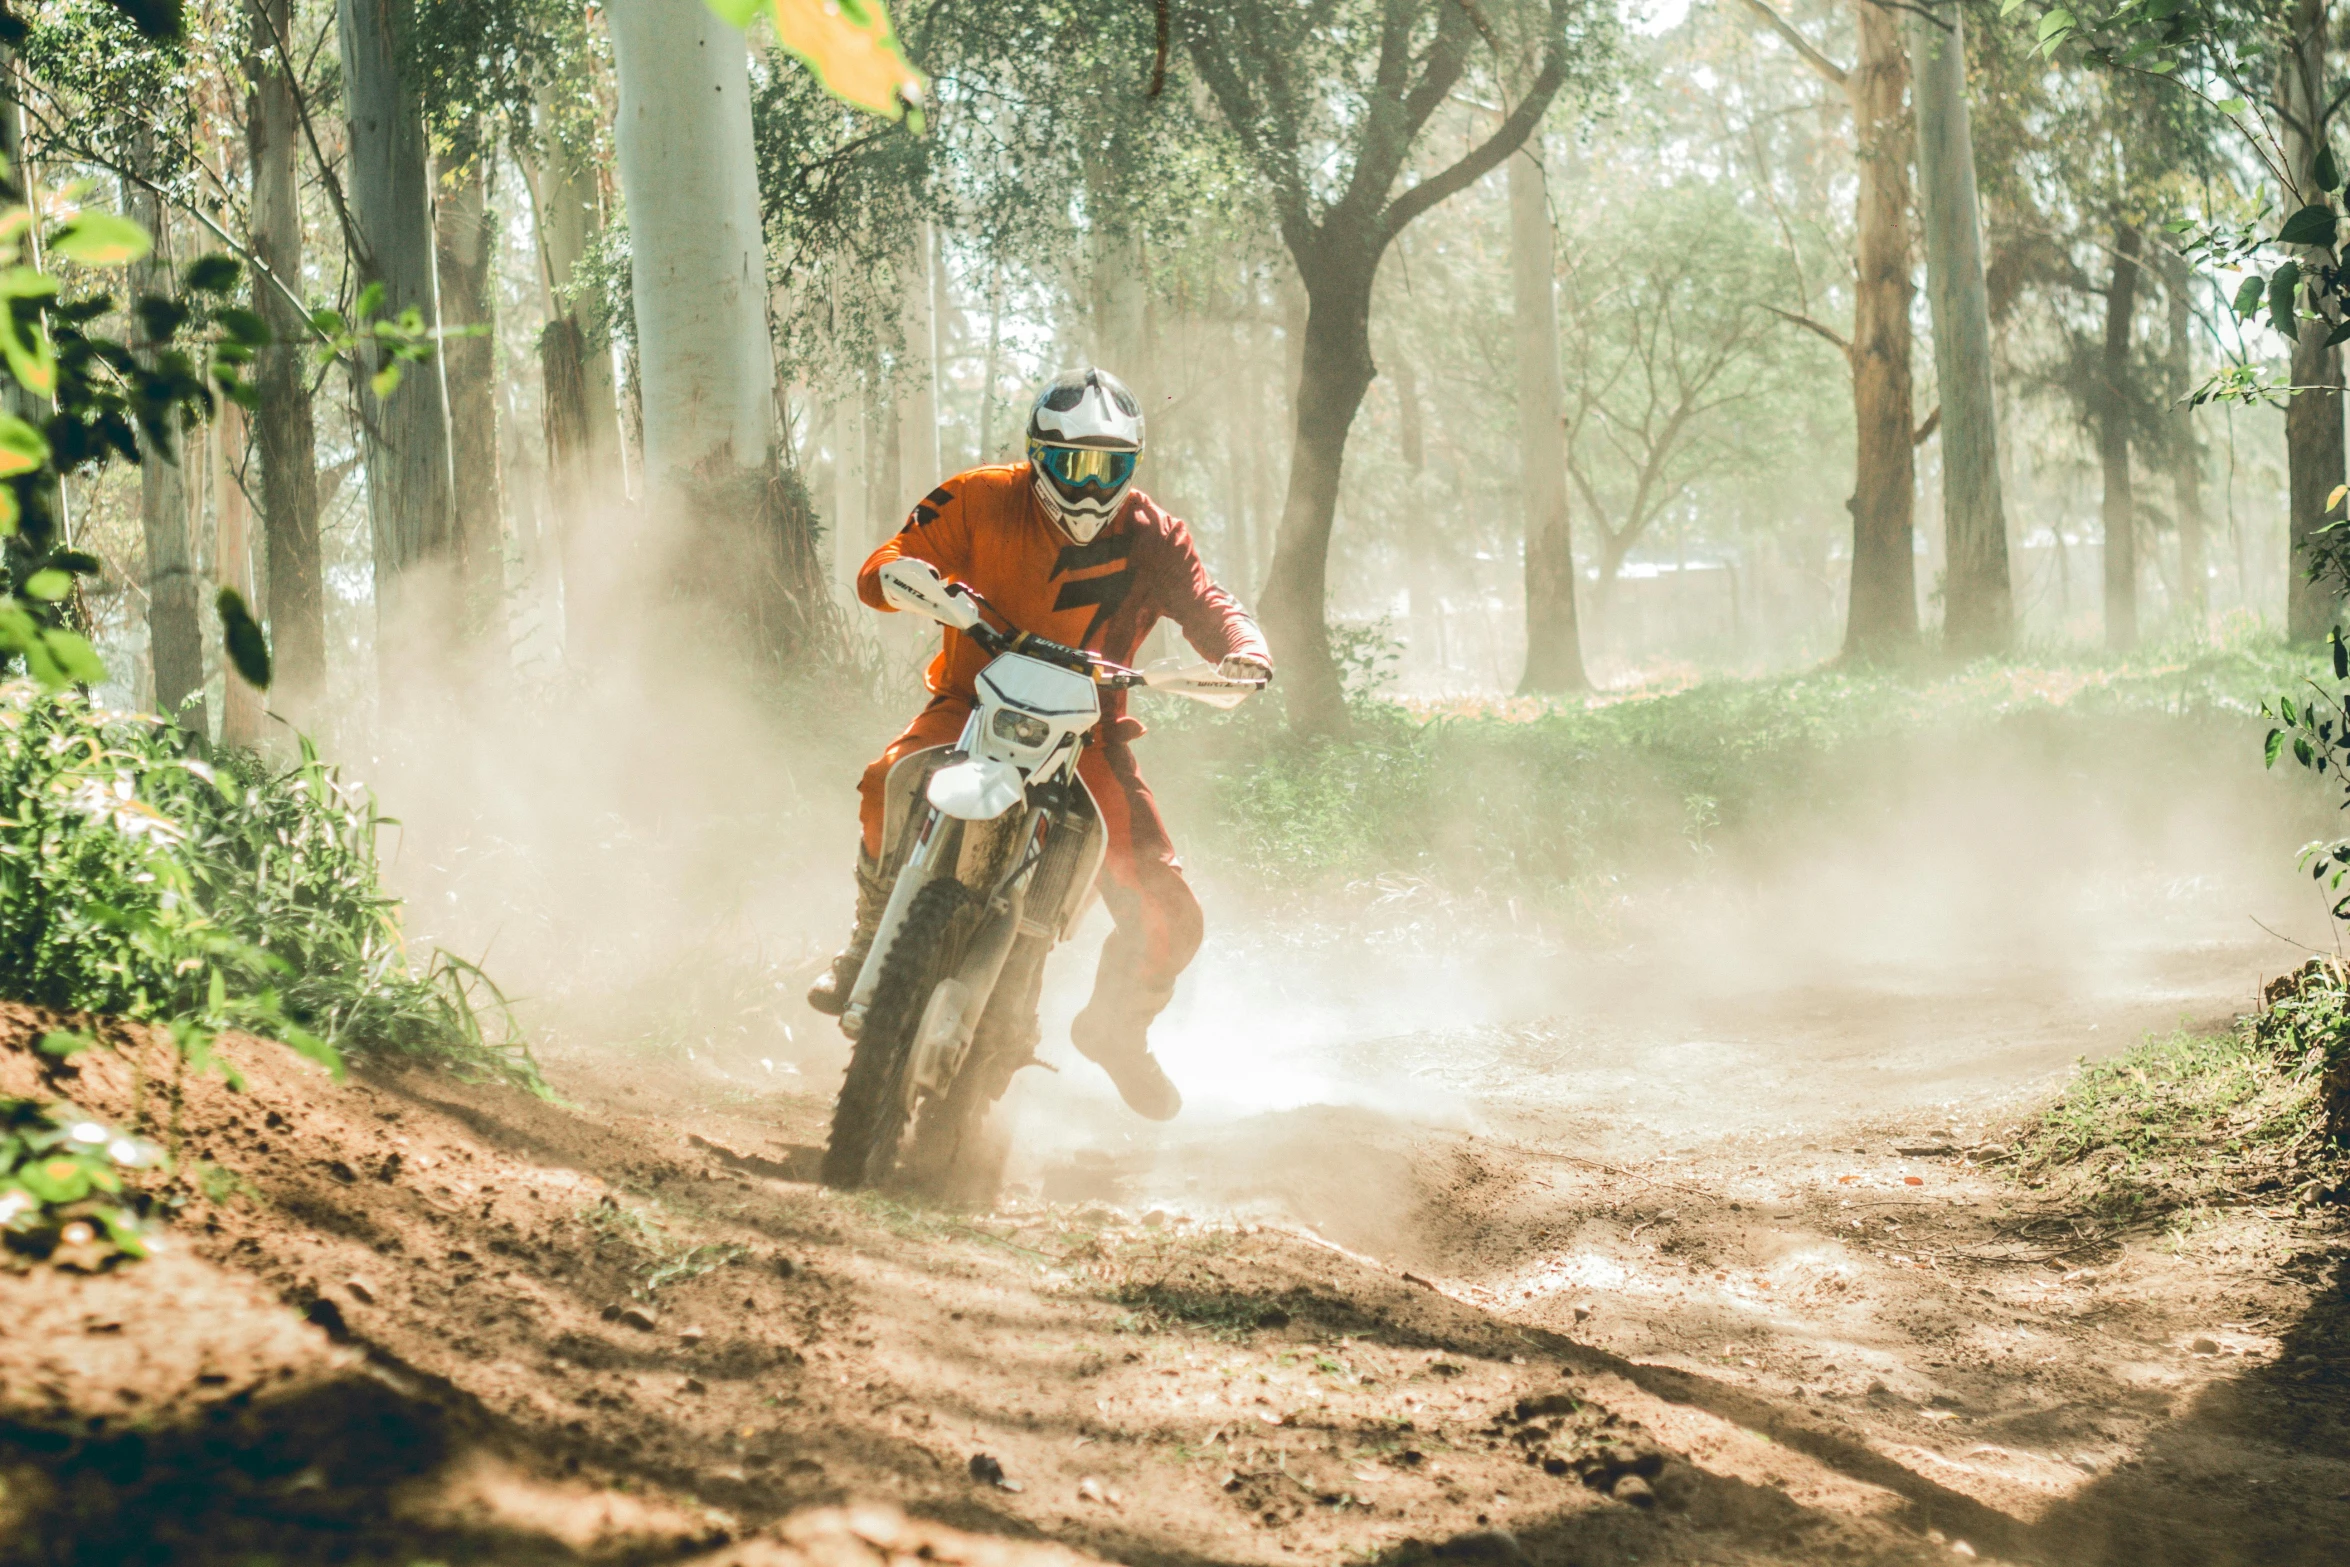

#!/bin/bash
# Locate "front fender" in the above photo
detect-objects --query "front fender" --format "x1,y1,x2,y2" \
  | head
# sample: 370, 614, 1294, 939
927, 757, 1025, 820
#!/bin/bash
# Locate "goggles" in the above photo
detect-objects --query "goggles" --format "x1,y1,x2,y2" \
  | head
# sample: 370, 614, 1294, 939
1033, 441, 1137, 494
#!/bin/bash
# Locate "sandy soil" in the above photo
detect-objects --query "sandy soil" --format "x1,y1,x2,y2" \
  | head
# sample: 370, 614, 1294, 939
4, 891, 2347, 1567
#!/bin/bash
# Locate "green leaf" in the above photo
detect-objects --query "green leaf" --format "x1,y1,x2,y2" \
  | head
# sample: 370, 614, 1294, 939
370, 363, 402, 398
181, 253, 241, 294
2234, 274, 2267, 318
39, 628, 105, 685
2332, 627, 2346, 678
308, 306, 346, 337
216, 586, 271, 690
2036, 7, 2074, 36
0, 265, 58, 300
2327, 320, 2350, 348
49, 211, 151, 267
2322, 145, 2345, 194
2000, 0, 2025, 12
0, 412, 47, 477
1, 311, 58, 397
212, 305, 269, 348
2272, 261, 2302, 338
354, 280, 384, 319
2280, 205, 2340, 247
703, 0, 763, 23
37, 1030, 92, 1058
2217, 97, 2249, 116
21, 568, 69, 601
2297, 736, 2317, 767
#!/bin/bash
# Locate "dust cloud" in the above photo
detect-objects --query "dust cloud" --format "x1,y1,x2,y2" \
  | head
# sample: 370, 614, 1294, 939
330, 566, 2333, 1263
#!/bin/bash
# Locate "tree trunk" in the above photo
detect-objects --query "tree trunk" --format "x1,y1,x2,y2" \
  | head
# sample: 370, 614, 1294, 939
1260, 248, 1376, 735
2162, 249, 2206, 627
1508, 135, 1587, 693
124, 152, 207, 735
2100, 225, 2141, 652
214, 401, 265, 747
1842, 0, 1918, 661
897, 224, 938, 496
244, 0, 324, 714
338, 0, 454, 684
434, 149, 506, 652
2281, 0, 2344, 641
529, 83, 618, 656
1905, 0, 2010, 655
608, 0, 827, 664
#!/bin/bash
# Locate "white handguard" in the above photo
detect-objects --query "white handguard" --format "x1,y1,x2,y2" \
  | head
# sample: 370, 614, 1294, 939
1142, 657, 1264, 710
877, 557, 980, 631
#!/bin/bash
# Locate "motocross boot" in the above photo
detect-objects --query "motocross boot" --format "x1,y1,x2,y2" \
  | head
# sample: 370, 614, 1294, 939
806, 851, 890, 1017
1070, 989, 1182, 1122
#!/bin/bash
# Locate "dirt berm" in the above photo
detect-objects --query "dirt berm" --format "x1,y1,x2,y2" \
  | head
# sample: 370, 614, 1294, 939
2, 1008, 2344, 1566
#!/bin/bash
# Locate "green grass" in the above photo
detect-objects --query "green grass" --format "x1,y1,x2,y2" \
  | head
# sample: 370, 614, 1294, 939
1151, 632, 2328, 908
2017, 1000, 2348, 1224
0, 681, 542, 1091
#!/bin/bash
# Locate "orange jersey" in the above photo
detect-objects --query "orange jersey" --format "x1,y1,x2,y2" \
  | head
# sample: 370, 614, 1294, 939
856, 463, 1270, 719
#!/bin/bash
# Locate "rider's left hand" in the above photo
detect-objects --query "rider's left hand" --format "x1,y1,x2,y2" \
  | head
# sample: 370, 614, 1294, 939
1219, 655, 1272, 684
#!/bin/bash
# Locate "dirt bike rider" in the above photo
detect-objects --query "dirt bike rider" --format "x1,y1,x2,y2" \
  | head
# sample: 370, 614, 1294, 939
806, 367, 1272, 1121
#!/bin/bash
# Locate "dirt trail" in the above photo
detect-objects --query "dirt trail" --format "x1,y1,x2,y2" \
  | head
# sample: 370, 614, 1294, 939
5, 881, 2349, 1567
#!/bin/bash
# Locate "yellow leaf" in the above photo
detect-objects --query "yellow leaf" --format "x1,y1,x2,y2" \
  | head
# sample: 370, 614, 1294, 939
2330, 483, 2348, 513
764, 0, 926, 123
0, 412, 44, 477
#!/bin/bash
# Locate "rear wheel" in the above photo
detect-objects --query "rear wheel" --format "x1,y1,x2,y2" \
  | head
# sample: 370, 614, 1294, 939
821, 878, 967, 1190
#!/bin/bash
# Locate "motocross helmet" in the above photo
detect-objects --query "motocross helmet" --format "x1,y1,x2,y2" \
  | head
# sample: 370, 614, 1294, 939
1026, 367, 1144, 545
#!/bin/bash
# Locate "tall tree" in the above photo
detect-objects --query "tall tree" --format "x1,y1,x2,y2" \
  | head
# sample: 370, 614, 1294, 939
245, 0, 325, 713
2279, 0, 2342, 642
124, 153, 207, 734
2161, 248, 2206, 627
434, 149, 506, 649
1509, 122, 1587, 693
1173, 0, 1601, 734
338, 0, 455, 677
1906, 0, 2011, 654
2098, 225, 2141, 651
1735, 0, 1918, 661
608, 0, 827, 664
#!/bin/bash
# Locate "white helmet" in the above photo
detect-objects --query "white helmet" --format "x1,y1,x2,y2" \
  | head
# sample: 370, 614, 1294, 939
1026, 367, 1144, 545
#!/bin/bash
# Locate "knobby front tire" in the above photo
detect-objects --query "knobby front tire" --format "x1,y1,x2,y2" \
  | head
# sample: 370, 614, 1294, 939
820, 878, 966, 1190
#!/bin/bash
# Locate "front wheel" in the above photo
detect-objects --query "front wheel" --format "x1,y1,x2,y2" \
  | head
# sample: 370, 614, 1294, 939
902, 934, 1048, 1205
821, 878, 965, 1189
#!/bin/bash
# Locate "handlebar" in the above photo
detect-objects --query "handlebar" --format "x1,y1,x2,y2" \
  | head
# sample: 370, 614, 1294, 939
957, 589, 1147, 687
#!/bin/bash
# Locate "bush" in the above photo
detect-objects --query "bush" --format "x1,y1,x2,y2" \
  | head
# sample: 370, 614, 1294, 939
0, 682, 541, 1091
2017, 961, 2350, 1223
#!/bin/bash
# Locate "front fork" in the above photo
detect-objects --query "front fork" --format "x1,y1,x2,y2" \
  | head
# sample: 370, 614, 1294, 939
841, 806, 954, 1039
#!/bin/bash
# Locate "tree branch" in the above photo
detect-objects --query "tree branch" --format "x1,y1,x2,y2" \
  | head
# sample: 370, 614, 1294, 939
1913, 403, 1940, 444
1734, 0, 1848, 90
1761, 303, 1852, 358
1381, 27, 1564, 242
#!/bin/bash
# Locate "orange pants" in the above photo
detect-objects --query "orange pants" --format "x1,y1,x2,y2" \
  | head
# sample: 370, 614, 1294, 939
858, 695, 1203, 1023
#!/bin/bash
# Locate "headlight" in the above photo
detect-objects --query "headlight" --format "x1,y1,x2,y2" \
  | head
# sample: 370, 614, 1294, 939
991, 709, 1053, 748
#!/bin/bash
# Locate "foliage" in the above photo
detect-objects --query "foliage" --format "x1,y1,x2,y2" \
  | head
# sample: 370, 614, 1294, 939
0, 1098, 162, 1268
2017, 958, 2350, 1223
1176, 638, 2322, 899
2259, 628, 2350, 913
0, 682, 544, 1091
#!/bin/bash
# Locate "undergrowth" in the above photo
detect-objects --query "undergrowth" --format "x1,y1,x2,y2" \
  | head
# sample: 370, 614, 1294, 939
0, 683, 543, 1091
2015, 959, 2350, 1223
1152, 632, 2325, 908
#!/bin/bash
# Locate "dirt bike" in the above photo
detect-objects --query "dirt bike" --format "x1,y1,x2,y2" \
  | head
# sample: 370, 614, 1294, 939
819, 559, 1263, 1200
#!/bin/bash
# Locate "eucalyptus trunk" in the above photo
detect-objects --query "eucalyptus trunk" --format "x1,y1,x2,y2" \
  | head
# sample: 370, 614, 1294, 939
2099, 226, 2141, 652
2162, 250, 2207, 626
338, 0, 455, 681
1508, 135, 1586, 693
435, 150, 506, 652
2281, 0, 2344, 641
530, 88, 619, 656
245, 0, 324, 711
1905, 0, 2010, 654
124, 152, 207, 734
608, 0, 828, 664
1843, 0, 1919, 660
1258, 244, 1377, 732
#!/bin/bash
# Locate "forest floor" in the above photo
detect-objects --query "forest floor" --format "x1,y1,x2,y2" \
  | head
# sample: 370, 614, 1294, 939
6, 914, 2350, 1567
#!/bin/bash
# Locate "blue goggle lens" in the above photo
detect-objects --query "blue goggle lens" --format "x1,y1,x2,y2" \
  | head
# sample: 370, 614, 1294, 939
1034, 443, 1136, 492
